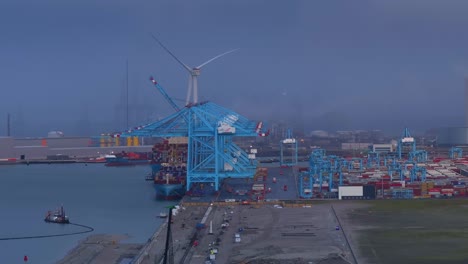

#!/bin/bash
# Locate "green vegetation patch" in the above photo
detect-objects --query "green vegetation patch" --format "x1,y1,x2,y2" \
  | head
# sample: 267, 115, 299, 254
349, 200, 468, 264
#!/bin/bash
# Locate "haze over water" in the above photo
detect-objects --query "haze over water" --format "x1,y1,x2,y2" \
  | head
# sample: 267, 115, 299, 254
0, 164, 175, 264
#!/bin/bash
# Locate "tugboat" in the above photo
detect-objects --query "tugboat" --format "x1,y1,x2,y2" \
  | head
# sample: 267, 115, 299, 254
44, 205, 69, 224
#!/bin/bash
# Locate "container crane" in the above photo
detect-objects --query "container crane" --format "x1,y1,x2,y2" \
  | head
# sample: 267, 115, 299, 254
299, 171, 314, 198
367, 152, 380, 168
409, 150, 428, 163
119, 100, 263, 192
410, 165, 427, 182
280, 128, 298, 167
387, 159, 402, 181
397, 127, 416, 159
299, 151, 346, 198
149, 76, 181, 112
384, 156, 397, 167
347, 158, 363, 171
449, 147, 463, 159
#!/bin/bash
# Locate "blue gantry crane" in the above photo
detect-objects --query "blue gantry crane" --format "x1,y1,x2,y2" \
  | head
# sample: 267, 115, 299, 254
410, 164, 427, 182
280, 128, 298, 167
348, 158, 363, 171
449, 147, 463, 159
366, 152, 380, 168
397, 127, 416, 159
387, 159, 403, 181
298, 150, 347, 198
150, 76, 181, 112
408, 150, 428, 163
328, 156, 344, 188
299, 171, 314, 198
402, 162, 427, 183
117, 78, 267, 192
298, 149, 345, 195
384, 155, 396, 167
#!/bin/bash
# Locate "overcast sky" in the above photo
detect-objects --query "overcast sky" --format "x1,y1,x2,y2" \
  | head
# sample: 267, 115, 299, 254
1, 0, 468, 137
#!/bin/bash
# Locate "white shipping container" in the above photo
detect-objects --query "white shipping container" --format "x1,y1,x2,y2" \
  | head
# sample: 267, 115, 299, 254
252, 184, 264, 191
338, 186, 363, 200
402, 137, 414, 143
282, 138, 296, 144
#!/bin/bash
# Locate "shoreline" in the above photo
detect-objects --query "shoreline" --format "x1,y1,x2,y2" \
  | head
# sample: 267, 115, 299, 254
55, 234, 143, 264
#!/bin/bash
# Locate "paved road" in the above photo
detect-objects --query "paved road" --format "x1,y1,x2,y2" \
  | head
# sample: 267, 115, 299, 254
187, 204, 353, 264
264, 166, 299, 200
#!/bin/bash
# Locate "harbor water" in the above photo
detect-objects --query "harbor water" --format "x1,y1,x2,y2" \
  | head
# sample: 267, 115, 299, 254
0, 163, 175, 264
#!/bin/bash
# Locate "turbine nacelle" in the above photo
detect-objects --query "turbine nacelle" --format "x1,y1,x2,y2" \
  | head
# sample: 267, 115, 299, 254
191, 68, 201, 76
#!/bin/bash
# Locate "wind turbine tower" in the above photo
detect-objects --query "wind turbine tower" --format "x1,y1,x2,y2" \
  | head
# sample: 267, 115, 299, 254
151, 34, 237, 105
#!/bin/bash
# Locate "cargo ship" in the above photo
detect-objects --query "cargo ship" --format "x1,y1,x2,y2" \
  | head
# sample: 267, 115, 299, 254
105, 151, 152, 166
151, 138, 188, 200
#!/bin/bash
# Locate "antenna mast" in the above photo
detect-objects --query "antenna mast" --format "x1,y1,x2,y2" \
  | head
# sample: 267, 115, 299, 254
126, 59, 129, 129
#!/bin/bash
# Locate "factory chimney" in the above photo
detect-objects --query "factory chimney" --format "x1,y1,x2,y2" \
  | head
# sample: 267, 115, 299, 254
466, 78, 468, 127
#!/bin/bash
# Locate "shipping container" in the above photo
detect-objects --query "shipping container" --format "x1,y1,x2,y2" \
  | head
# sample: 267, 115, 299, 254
338, 186, 363, 200
363, 185, 376, 199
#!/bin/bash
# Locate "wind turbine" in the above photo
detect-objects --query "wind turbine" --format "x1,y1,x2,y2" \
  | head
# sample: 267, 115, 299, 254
151, 34, 238, 105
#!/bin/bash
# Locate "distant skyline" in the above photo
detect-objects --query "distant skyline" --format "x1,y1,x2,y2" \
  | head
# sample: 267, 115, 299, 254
1, 0, 468, 137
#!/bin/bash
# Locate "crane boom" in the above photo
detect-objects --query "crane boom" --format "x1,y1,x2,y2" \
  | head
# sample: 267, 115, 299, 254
149, 76, 181, 112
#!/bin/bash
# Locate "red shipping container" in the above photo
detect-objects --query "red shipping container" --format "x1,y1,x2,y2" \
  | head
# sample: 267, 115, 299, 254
375, 183, 390, 190
412, 188, 422, 196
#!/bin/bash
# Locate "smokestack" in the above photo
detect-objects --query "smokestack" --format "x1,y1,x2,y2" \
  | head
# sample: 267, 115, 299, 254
465, 78, 468, 127
7, 113, 10, 137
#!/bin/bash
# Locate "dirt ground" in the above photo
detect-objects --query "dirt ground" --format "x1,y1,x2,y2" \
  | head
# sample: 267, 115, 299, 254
58, 201, 375, 264
187, 202, 359, 264
56, 234, 142, 264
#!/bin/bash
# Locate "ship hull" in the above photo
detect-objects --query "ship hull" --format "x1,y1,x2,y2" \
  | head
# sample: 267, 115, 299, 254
154, 184, 186, 200
105, 158, 151, 167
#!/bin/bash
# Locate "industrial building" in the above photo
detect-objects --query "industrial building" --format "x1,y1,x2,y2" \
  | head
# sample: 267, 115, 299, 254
0, 136, 153, 160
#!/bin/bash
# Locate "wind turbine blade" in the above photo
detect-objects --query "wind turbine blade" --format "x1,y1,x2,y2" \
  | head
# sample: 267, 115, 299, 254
151, 34, 192, 73
196, 48, 239, 69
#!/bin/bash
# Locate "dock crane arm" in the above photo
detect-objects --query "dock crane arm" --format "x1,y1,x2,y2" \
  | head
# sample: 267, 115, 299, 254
149, 76, 181, 112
